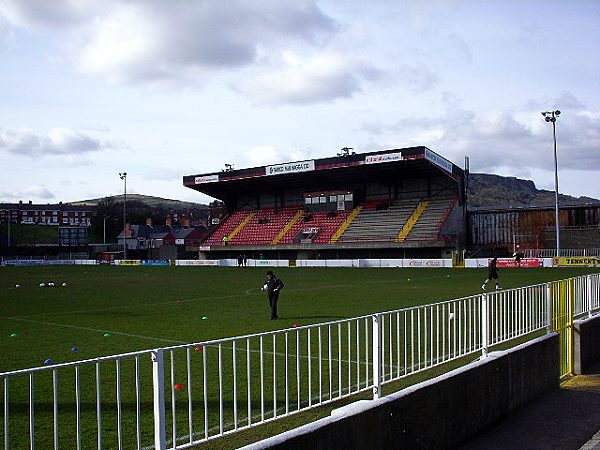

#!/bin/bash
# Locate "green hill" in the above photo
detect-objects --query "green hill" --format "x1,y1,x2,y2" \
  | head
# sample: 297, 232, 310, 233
467, 173, 600, 209
69, 193, 209, 211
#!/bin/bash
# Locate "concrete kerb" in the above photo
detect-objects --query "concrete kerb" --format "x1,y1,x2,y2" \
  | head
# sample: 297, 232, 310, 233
239, 334, 560, 450
574, 313, 600, 375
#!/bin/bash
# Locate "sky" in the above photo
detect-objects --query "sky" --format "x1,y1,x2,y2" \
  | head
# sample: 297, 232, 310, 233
1, 0, 599, 205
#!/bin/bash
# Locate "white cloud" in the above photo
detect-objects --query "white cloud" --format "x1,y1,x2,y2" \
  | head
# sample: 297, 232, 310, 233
1, 0, 338, 85
0, 0, 92, 27
0, 128, 107, 157
0, 185, 54, 202
358, 93, 600, 175
238, 145, 313, 167
236, 52, 379, 104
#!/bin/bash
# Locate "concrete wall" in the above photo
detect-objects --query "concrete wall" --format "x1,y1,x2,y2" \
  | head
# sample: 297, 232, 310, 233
574, 314, 600, 374
241, 334, 559, 450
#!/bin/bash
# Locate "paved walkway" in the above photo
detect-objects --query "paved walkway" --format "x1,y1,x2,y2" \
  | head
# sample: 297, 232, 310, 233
459, 361, 600, 450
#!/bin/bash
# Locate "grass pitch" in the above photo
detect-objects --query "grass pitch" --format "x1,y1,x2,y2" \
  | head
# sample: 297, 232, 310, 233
1, 265, 597, 372
0, 265, 598, 450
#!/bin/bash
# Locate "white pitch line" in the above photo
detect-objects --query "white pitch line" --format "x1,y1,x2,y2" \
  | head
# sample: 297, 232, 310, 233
10, 292, 253, 319
11, 314, 377, 368
9, 273, 454, 320
9, 317, 184, 344
6, 316, 370, 366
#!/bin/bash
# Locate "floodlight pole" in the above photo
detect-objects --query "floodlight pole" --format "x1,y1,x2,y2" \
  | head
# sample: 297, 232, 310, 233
542, 110, 561, 257
103, 216, 111, 245
119, 172, 127, 259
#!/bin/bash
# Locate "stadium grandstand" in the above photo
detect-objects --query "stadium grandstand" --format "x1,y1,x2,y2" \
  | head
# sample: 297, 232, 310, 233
183, 146, 467, 259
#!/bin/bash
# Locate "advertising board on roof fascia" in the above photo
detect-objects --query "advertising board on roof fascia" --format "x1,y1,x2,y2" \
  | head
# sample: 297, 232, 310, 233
424, 149, 453, 173
364, 152, 403, 164
194, 174, 219, 184
266, 160, 315, 176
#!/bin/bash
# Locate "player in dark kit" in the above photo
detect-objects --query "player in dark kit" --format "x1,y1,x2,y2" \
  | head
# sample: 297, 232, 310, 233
262, 270, 284, 320
482, 257, 502, 290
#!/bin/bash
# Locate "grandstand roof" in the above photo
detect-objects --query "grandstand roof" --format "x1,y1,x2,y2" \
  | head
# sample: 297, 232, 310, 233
183, 146, 463, 200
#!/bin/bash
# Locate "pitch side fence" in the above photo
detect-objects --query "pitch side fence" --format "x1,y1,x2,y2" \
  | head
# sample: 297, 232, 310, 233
2, 274, 599, 450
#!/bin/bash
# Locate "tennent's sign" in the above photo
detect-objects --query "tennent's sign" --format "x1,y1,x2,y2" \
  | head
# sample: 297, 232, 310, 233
553, 257, 600, 267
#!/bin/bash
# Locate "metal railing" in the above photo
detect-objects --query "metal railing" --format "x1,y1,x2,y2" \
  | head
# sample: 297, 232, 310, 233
524, 248, 600, 258
2, 274, 599, 450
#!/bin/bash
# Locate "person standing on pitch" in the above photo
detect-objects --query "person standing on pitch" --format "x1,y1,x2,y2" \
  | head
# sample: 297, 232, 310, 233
262, 270, 284, 320
482, 257, 501, 290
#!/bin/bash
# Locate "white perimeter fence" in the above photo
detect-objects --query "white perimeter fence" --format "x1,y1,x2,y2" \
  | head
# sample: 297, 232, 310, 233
2, 274, 600, 450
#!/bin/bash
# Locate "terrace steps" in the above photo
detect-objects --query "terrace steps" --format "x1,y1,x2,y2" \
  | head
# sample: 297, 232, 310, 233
397, 200, 429, 242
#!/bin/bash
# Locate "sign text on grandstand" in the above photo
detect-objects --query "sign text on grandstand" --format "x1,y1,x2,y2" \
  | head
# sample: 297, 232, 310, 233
425, 149, 453, 173
266, 160, 315, 176
365, 152, 403, 164
195, 175, 219, 184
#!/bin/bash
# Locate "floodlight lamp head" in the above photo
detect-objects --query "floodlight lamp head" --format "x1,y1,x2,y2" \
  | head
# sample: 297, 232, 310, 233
541, 112, 547, 117
545, 117, 551, 122
555, 110, 561, 116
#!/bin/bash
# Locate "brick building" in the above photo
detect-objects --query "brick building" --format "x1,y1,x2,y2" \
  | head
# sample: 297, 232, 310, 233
0, 201, 97, 227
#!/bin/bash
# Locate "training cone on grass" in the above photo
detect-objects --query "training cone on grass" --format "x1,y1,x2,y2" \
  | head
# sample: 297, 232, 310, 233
71, 347, 79, 351
202, 316, 208, 320
10, 332, 17, 337
293, 323, 299, 328
174, 384, 184, 391
44, 359, 54, 365
194, 346, 203, 351
103, 332, 111, 337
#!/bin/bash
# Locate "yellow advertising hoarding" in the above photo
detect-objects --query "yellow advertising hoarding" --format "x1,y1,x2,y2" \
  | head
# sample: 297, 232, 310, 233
553, 256, 600, 267
120, 259, 141, 266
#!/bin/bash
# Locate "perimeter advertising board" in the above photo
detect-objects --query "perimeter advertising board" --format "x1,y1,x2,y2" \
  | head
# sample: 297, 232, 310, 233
3, 259, 76, 266
119, 260, 141, 266
496, 258, 544, 268
553, 257, 600, 267
141, 260, 171, 266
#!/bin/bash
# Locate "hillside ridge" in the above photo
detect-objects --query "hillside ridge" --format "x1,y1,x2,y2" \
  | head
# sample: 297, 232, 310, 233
467, 173, 599, 209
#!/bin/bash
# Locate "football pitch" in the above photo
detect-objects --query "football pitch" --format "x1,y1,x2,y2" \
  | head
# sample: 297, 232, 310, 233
1, 265, 598, 373
1, 264, 599, 449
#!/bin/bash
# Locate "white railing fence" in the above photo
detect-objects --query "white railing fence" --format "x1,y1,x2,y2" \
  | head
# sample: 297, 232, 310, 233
2, 274, 599, 450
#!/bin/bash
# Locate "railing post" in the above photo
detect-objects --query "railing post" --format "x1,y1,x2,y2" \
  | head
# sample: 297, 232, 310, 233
481, 294, 489, 358
372, 314, 382, 399
546, 283, 553, 332
152, 349, 167, 450
588, 275, 593, 319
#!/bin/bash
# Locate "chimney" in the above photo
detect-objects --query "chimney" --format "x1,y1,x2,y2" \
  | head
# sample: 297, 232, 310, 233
125, 223, 131, 237
29, 200, 32, 205
166, 217, 172, 227
146, 217, 153, 227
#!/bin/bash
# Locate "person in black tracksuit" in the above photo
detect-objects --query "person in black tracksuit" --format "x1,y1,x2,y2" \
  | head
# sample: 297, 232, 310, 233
482, 257, 501, 290
262, 270, 284, 320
